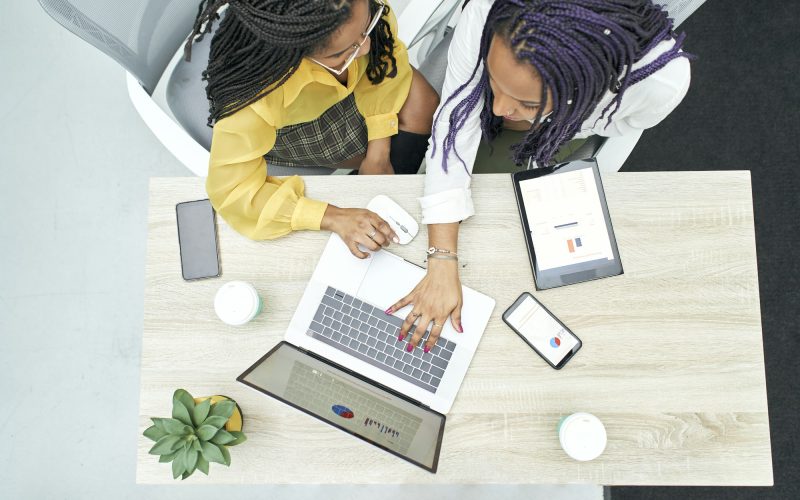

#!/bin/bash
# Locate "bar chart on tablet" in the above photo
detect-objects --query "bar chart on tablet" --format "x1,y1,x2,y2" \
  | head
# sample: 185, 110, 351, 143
519, 168, 614, 271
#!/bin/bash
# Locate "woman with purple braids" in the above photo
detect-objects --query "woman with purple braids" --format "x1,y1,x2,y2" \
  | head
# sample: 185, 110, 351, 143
387, 0, 692, 352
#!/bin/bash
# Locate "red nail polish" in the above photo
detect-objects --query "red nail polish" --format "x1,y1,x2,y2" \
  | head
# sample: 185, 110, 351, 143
398, 334, 405, 342
423, 345, 430, 353
406, 343, 414, 352
385, 307, 393, 314
457, 324, 464, 333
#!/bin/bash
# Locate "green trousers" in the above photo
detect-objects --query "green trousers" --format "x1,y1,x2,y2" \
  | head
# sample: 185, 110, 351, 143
472, 129, 587, 174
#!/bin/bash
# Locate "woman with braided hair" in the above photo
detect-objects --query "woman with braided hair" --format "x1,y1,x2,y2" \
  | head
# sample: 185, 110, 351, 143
185, 0, 439, 257
388, 0, 692, 352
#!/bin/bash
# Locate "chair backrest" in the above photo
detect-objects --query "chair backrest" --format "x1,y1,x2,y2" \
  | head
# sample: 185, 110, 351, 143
398, 0, 464, 67
659, 0, 706, 28
38, 0, 200, 94
166, 16, 215, 151
417, 28, 452, 96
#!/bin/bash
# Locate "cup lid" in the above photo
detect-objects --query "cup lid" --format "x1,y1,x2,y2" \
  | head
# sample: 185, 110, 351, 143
560, 413, 607, 461
214, 281, 259, 326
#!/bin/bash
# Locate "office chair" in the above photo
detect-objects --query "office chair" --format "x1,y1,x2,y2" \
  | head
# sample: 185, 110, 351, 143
396, 0, 464, 67
38, 0, 459, 177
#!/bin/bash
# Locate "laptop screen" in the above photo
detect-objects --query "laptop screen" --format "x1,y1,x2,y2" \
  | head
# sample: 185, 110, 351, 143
237, 342, 445, 472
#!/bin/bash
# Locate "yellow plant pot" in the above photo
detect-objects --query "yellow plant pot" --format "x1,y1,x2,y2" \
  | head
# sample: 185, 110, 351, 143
194, 395, 244, 432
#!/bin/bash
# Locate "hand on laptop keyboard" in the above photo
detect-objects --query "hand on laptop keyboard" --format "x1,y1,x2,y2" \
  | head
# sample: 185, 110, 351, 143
386, 257, 464, 353
307, 287, 457, 393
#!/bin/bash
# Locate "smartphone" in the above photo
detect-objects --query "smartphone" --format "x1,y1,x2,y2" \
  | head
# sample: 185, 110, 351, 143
502, 292, 581, 369
176, 199, 221, 281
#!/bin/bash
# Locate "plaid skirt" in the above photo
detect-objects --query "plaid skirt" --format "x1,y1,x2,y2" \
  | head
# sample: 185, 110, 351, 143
266, 94, 368, 168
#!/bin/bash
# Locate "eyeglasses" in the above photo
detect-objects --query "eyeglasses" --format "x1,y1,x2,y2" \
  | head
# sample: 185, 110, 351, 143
310, 1, 386, 76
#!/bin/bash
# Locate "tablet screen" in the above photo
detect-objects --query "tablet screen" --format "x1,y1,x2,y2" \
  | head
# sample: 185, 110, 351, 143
513, 160, 622, 289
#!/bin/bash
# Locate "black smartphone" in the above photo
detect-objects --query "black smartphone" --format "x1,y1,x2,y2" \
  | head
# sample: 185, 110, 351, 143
502, 292, 581, 369
175, 199, 221, 281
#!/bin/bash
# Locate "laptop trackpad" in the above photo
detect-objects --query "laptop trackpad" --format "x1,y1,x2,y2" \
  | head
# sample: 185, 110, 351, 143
357, 250, 426, 311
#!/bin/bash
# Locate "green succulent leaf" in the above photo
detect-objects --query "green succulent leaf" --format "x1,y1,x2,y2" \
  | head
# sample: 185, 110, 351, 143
191, 438, 202, 453
202, 415, 229, 430
153, 417, 188, 435
173, 389, 196, 412
219, 443, 232, 467
143, 424, 167, 442
196, 424, 219, 441
158, 450, 179, 463
209, 400, 236, 420
151, 417, 167, 432
227, 431, 247, 447
210, 429, 236, 445
149, 434, 182, 455
192, 398, 212, 427
196, 456, 210, 475
200, 441, 226, 465
172, 399, 193, 427
185, 449, 199, 473
172, 448, 187, 479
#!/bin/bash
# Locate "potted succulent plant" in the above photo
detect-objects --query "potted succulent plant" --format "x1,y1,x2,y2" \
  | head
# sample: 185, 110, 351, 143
143, 389, 247, 479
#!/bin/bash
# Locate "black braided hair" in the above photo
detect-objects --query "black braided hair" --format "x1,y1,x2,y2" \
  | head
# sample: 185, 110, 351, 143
184, 0, 398, 126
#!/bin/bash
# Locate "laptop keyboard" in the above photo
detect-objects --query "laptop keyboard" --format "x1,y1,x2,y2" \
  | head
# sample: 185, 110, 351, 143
306, 286, 457, 393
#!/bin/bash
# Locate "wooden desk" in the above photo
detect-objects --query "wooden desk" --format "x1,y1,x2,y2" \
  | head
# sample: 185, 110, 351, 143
137, 173, 772, 485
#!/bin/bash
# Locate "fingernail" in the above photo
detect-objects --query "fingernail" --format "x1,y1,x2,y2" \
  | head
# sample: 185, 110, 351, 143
398, 334, 405, 342
457, 324, 463, 333
423, 345, 430, 353
406, 343, 414, 352
392, 236, 400, 244
385, 307, 393, 314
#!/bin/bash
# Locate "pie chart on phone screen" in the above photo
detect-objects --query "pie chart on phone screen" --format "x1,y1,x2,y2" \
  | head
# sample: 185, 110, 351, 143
550, 337, 561, 348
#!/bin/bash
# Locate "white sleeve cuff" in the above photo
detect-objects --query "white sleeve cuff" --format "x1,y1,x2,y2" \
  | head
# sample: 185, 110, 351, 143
418, 187, 475, 224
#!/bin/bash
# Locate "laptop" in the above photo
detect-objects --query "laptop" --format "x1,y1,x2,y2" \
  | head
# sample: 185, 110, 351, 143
237, 234, 495, 471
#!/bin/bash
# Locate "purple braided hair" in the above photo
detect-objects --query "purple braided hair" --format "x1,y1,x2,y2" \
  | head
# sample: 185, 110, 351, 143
433, 0, 695, 173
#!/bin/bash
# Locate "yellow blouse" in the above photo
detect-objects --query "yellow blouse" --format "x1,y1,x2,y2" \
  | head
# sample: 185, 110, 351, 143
205, 6, 412, 240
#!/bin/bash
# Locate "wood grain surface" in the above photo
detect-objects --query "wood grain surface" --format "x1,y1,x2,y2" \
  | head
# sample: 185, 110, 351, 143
137, 172, 771, 485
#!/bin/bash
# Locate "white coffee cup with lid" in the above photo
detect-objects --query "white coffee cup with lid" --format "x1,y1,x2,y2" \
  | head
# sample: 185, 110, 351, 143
558, 412, 607, 461
214, 281, 263, 326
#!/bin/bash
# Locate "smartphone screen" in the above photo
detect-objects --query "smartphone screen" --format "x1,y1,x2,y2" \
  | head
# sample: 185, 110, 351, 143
176, 199, 220, 281
502, 293, 581, 369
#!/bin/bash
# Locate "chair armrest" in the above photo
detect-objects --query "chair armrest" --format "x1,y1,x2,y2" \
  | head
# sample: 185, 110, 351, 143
126, 72, 210, 177
397, 0, 453, 66
594, 130, 643, 173
397, 0, 442, 46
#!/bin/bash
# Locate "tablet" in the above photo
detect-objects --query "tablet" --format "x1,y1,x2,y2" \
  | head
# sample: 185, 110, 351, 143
511, 159, 623, 290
